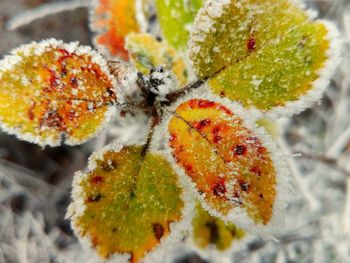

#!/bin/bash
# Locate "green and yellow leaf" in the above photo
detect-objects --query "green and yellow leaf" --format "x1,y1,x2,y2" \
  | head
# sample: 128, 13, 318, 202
91, 0, 141, 60
167, 96, 286, 232
189, 0, 340, 115
192, 202, 245, 252
156, 0, 203, 50
0, 39, 117, 146
126, 33, 188, 87
68, 143, 187, 263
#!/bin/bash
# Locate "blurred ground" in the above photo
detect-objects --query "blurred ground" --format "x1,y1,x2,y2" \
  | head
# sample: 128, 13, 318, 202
0, 0, 349, 263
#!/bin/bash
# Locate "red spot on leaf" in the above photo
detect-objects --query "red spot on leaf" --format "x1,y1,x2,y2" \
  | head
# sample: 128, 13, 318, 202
70, 77, 78, 87
40, 109, 67, 132
153, 223, 164, 240
194, 119, 211, 130
57, 49, 73, 64
87, 193, 102, 203
239, 180, 250, 192
250, 166, 262, 177
184, 164, 194, 173
218, 105, 233, 115
47, 68, 59, 91
188, 99, 217, 109
247, 37, 256, 52
91, 175, 104, 184
212, 126, 222, 144
212, 179, 226, 197
232, 144, 247, 156
198, 100, 216, 109
28, 101, 36, 121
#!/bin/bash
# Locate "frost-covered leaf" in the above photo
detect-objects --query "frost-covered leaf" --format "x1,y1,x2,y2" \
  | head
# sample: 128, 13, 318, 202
167, 95, 288, 234
68, 143, 188, 263
156, 0, 203, 50
189, 0, 340, 116
192, 202, 245, 252
91, 0, 141, 60
125, 33, 188, 87
0, 39, 117, 147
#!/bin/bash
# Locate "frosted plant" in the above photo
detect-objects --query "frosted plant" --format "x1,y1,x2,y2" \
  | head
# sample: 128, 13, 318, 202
0, 0, 342, 263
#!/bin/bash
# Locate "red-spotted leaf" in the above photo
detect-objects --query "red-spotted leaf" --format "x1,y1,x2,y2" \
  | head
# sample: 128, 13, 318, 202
167, 95, 288, 234
90, 0, 142, 60
68, 142, 191, 263
189, 0, 340, 116
0, 39, 117, 146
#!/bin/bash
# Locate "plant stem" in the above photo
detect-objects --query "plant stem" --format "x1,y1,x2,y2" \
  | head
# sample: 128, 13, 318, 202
7, 0, 90, 30
165, 78, 206, 104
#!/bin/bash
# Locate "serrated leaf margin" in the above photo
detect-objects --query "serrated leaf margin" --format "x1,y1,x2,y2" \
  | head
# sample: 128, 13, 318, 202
67, 138, 195, 263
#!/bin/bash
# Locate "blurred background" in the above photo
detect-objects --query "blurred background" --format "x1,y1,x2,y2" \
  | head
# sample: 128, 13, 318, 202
0, 0, 349, 262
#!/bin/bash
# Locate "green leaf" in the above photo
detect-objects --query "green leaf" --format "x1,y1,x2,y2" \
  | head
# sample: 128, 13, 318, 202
156, 0, 203, 50
68, 144, 186, 263
189, 0, 339, 115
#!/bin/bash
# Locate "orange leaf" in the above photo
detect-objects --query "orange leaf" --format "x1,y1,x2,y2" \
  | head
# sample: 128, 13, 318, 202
167, 94, 288, 233
0, 39, 117, 146
91, 0, 141, 60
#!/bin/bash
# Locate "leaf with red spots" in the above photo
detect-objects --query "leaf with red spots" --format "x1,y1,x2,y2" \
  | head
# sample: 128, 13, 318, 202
189, 0, 340, 116
90, 0, 142, 60
0, 39, 118, 146
167, 96, 288, 234
68, 142, 190, 263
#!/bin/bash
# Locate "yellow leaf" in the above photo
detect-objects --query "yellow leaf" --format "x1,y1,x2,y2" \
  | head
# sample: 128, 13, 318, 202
192, 202, 245, 252
126, 33, 188, 87
0, 39, 117, 146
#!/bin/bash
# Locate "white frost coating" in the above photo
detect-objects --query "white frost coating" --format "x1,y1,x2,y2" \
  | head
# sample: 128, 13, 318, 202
115, 63, 144, 104
266, 20, 342, 119
159, 88, 292, 237
135, 0, 148, 33
188, 0, 231, 56
6, 0, 90, 31
67, 139, 195, 263
0, 38, 119, 147
146, 68, 178, 101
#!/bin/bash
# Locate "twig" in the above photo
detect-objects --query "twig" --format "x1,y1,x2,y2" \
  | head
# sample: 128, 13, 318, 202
298, 151, 350, 177
165, 78, 206, 104
7, 0, 90, 31
326, 124, 350, 158
278, 138, 321, 210
343, 178, 350, 234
